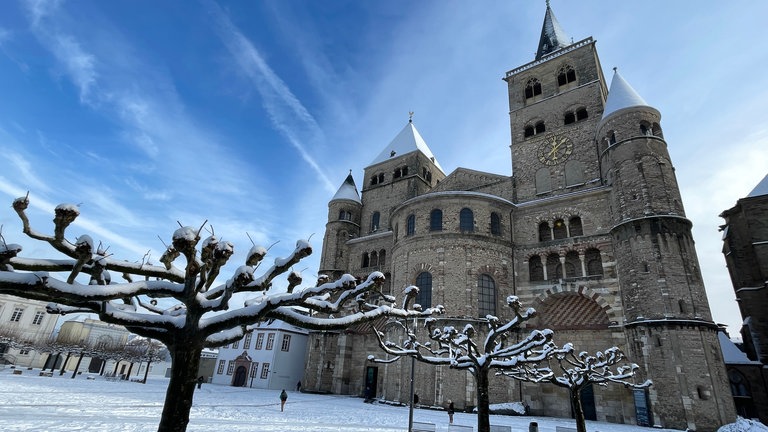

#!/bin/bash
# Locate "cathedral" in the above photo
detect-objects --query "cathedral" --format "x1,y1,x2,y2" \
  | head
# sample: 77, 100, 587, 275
304, 4, 736, 431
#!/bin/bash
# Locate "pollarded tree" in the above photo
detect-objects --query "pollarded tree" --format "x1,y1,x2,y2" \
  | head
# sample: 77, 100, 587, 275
499, 344, 652, 432
0, 196, 440, 432
370, 292, 554, 432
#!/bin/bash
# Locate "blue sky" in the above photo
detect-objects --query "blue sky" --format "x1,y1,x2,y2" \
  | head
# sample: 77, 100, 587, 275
1, 0, 766, 335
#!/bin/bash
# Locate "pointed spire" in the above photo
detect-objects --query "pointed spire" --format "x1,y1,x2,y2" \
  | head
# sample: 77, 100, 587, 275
369, 121, 444, 173
330, 170, 361, 203
748, 173, 768, 198
602, 68, 656, 120
535, 0, 571, 60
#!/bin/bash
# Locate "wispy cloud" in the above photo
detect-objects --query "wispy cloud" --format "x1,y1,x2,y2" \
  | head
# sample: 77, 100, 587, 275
206, 1, 335, 194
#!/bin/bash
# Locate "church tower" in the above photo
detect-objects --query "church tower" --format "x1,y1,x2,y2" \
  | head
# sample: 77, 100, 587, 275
599, 70, 735, 429
504, 2, 607, 203
319, 172, 362, 281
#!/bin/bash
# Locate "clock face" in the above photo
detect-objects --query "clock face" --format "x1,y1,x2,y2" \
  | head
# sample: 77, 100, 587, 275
537, 134, 573, 166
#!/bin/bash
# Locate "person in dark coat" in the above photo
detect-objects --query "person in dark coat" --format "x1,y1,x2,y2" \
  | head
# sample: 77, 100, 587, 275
196, 376, 204, 389
447, 400, 455, 424
296, 381, 302, 392
279, 389, 288, 411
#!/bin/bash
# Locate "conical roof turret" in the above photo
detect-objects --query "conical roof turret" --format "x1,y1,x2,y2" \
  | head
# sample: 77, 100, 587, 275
601, 68, 659, 124
330, 171, 361, 204
369, 121, 444, 173
535, 0, 571, 60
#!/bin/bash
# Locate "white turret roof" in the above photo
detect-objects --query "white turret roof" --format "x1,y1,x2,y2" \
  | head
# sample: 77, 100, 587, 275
602, 69, 656, 121
330, 172, 361, 204
747, 173, 768, 198
369, 121, 444, 173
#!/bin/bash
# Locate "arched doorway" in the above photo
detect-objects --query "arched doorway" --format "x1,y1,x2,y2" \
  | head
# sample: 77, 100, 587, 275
233, 366, 248, 387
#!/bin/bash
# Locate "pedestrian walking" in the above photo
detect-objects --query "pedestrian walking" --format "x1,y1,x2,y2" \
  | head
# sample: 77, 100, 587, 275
447, 400, 455, 424
296, 381, 302, 392
279, 389, 288, 412
197, 376, 204, 390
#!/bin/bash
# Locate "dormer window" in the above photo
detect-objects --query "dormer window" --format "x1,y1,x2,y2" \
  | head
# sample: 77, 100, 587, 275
524, 78, 542, 99
557, 65, 576, 86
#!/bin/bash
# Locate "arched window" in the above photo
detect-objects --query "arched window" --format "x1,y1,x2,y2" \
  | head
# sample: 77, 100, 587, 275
529, 256, 544, 281
459, 208, 474, 232
564, 112, 576, 125
402, 166, 408, 176
478, 274, 497, 317
576, 108, 588, 121
565, 251, 580, 278
370, 251, 379, 267
378, 173, 384, 183
564, 160, 585, 187
406, 214, 416, 236
535, 121, 546, 134
728, 369, 751, 397
609, 131, 616, 145
585, 248, 603, 276
536, 168, 552, 194
379, 250, 386, 266
415, 272, 432, 309
652, 123, 663, 138
640, 123, 650, 136
393, 168, 402, 178
546, 254, 561, 280
371, 212, 380, 232
557, 65, 576, 86
525, 78, 542, 99
339, 210, 352, 221
524, 126, 535, 137
538, 222, 551, 241
361, 252, 369, 268
490, 213, 501, 236
553, 219, 567, 239
430, 209, 443, 231
569, 216, 583, 236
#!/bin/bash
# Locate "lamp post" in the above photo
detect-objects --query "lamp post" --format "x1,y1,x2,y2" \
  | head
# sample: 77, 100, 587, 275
408, 356, 415, 432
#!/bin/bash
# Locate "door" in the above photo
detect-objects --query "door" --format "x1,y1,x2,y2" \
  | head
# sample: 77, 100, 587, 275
579, 384, 597, 421
364, 366, 378, 398
233, 366, 248, 387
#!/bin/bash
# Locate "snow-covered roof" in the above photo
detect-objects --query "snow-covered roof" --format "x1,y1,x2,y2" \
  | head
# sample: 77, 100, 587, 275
601, 69, 657, 121
747, 173, 768, 198
718, 331, 761, 365
535, 1, 571, 60
369, 121, 444, 173
330, 172, 361, 204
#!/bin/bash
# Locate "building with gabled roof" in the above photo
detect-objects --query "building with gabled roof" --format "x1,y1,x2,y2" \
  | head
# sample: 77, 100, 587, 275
306, 3, 736, 431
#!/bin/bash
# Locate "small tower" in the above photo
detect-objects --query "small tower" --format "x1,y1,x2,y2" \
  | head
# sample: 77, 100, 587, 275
319, 172, 362, 281
599, 70, 735, 430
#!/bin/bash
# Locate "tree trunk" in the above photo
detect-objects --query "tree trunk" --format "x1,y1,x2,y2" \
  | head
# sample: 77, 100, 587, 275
142, 360, 152, 384
571, 389, 587, 432
476, 369, 491, 432
71, 352, 85, 379
155, 345, 202, 432
59, 352, 71, 375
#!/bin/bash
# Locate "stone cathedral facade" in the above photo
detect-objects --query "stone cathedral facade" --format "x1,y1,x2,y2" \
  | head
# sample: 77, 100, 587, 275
304, 5, 736, 431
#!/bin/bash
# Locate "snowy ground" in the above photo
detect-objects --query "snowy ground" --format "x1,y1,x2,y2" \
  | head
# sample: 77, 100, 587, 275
0, 367, 763, 432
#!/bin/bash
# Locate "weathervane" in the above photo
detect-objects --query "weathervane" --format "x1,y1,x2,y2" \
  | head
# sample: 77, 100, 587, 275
409, 111, 414, 123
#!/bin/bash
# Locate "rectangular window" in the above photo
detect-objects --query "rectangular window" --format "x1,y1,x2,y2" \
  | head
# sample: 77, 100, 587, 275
243, 333, 253, 349
32, 311, 45, 325
10, 307, 24, 322
250, 362, 259, 378
281, 335, 291, 352
232, 339, 239, 349
19, 349, 30, 355
217, 360, 225, 374
255, 333, 264, 350
265, 333, 275, 350
226, 361, 235, 375
260, 363, 270, 379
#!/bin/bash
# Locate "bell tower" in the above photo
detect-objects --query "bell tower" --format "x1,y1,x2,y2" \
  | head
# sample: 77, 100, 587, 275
503, 2, 607, 203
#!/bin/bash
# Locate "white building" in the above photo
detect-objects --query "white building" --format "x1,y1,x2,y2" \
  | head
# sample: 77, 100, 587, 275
0, 295, 59, 368
212, 320, 308, 391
